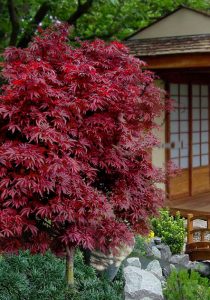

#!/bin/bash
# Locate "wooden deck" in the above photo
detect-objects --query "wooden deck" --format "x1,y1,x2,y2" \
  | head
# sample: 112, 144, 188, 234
165, 192, 210, 217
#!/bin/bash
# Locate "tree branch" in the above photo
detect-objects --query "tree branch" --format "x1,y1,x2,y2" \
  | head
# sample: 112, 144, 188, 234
17, 1, 51, 48
17, 0, 93, 48
7, 0, 20, 46
67, 0, 93, 25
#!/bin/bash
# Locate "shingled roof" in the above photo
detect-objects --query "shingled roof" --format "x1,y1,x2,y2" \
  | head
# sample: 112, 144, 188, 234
125, 34, 210, 57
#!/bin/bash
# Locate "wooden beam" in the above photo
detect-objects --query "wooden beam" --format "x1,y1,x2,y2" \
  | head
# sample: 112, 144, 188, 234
156, 71, 210, 84
142, 53, 210, 69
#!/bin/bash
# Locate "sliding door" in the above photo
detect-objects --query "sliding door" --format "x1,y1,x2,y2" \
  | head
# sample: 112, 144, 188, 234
191, 85, 210, 194
168, 83, 210, 199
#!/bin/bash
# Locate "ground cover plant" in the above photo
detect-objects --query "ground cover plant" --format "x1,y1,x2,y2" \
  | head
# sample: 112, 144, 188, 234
0, 250, 124, 300
151, 208, 185, 254
0, 23, 170, 286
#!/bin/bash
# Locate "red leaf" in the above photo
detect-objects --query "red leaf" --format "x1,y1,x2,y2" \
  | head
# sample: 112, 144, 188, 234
0, 23, 169, 256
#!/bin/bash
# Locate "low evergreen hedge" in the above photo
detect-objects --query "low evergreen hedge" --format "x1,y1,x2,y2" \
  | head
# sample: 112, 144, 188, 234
0, 250, 123, 300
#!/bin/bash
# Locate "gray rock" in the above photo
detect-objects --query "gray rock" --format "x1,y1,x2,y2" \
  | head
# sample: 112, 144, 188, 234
124, 266, 163, 300
170, 263, 176, 272
90, 243, 134, 281
154, 237, 162, 245
125, 257, 141, 268
146, 260, 163, 279
144, 239, 158, 257
139, 254, 176, 277
139, 255, 154, 269
162, 264, 176, 278
105, 263, 119, 281
162, 263, 177, 278
169, 254, 189, 267
151, 246, 161, 259
162, 266, 170, 278
144, 244, 154, 257
190, 261, 210, 277
186, 261, 198, 270
148, 239, 156, 247
156, 244, 172, 261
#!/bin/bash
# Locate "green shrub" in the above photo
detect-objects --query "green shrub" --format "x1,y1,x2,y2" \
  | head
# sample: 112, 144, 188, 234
0, 251, 123, 300
164, 269, 210, 300
0, 251, 65, 300
151, 208, 185, 254
70, 251, 124, 300
129, 235, 147, 257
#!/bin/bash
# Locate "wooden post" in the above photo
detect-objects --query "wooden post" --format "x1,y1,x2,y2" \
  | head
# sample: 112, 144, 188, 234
201, 230, 205, 242
187, 213, 193, 244
207, 216, 210, 230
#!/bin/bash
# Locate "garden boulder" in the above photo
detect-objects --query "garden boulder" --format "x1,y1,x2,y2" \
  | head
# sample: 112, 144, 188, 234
169, 254, 189, 267
90, 243, 134, 281
124, 266, 163, 300
151, 246, 161, 259
156, 244, 172, 261
125, 257, 141, 268
146, 259, 163, 280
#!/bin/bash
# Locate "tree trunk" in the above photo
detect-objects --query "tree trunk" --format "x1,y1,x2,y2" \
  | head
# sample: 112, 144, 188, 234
17, 1, 51, 48
66, 246, 75, 287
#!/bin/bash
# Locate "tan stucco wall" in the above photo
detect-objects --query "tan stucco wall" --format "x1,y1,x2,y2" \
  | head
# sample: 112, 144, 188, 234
152, 80, 166, 190
130, 8, 210, 39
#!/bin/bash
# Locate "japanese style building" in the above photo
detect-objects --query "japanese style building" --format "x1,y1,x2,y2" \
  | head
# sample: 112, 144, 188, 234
126, 6, 210, 215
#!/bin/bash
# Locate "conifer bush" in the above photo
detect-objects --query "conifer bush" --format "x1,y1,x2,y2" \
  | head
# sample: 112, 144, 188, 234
164, 269, 210, 300
0, 23, 170, 285
0, 251, 123, 300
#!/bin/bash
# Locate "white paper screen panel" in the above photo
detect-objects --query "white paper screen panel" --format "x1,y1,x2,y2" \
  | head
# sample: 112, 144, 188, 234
192, 84, 209, 167
169, 84, 209, 169
169, 83, 189, 169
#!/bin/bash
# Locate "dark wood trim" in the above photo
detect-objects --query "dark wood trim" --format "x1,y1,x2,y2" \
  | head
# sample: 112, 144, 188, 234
165, 82, 170, 199
208, 85, 210, 184
178, 84, 180, 168
199, 85, 202, 166
189, 83, 192, 196
142, 53, 210, 70
157, 71, 210, 84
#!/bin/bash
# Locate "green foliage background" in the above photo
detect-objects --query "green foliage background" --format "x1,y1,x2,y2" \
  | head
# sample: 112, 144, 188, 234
1, 0, 210, 52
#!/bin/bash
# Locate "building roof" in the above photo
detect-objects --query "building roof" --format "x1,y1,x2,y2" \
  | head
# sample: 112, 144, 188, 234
125, 34, 210, 57
126, 5, 210, 40
125, 5, 210, 61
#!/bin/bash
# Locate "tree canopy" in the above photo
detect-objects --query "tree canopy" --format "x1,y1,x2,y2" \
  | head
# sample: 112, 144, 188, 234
0, 24, 169, 285
0, 0, 210, 52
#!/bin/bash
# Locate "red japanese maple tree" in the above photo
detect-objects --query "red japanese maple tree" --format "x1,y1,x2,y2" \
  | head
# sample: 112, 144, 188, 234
0, 24, 168, 285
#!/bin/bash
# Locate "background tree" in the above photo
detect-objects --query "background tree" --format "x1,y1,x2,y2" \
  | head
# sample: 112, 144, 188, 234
0, 24, 169, 286
0, 0, 210, 52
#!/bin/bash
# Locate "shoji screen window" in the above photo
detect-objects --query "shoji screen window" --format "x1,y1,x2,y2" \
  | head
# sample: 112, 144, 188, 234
192, 85, 209, 167
170, 84, 189, 169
